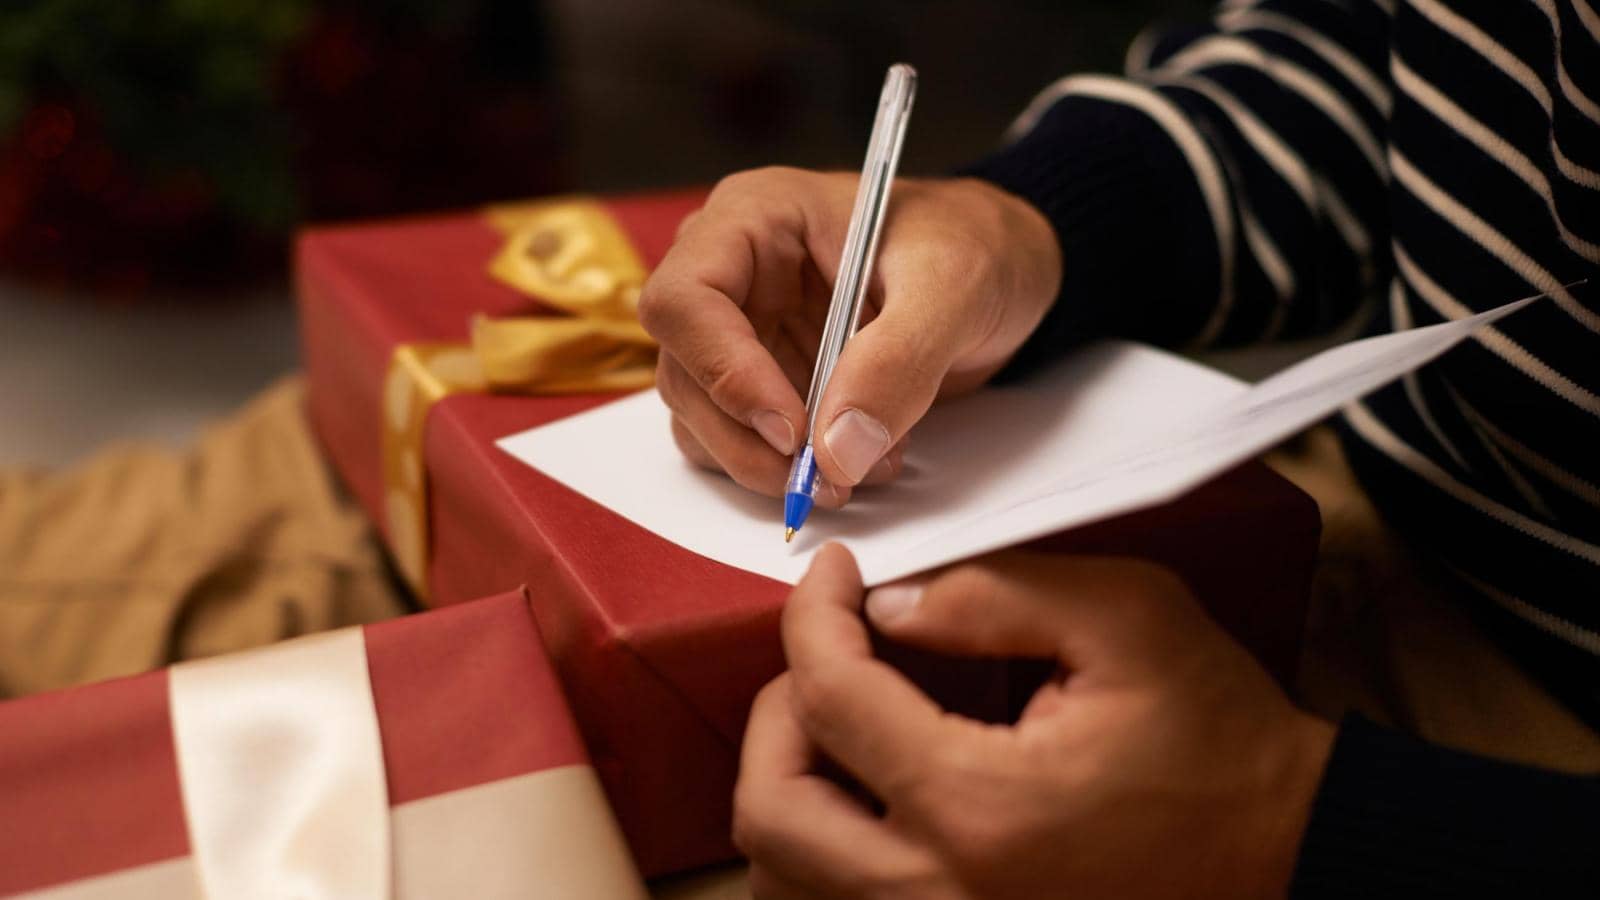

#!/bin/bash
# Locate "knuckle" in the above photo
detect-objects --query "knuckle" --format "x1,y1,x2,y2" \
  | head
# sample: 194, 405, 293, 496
903, 238, 1005, 344
865, 323, 921, 368
1119, 558, 1191, 610
1145, 561, 1193, 601
731, 786, 786, 859
866, 741, 946, 807
745, 866, 787, 900
709, 171, 750, 201
669, 417, 718, 472
695, 350, 744, 406
879, 860, 948, 900
694, 354, 771, 426
729, 797, 777, 861
779, 579, 806, 631
710, 166, 808, 212
635, 278, 679, 337
653, 360, 690, 411
1095, 558, 1199, 648
860, 327, 943, 395
939, 814, 1019, 881
923, 738, 984, 797
667, 407, 774, 489
659, 335, 759, 417
918, 233, 995, 292
842, 861, 926, 899
752, 671, 785, 704
673, 208, 702, 241
743, 164, 805, 188
787, 665, 851, 736
749, 674, 790, 719
953, 178, 1015, 237
931, 563, 1003, 609
716, 438, 778, 492
745, 164, 792, 182
712, 167, 777, 201
910, 754, 1016, 867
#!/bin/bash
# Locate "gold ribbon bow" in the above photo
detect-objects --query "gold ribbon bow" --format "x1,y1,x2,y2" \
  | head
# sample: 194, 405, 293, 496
382, 199, 658, 596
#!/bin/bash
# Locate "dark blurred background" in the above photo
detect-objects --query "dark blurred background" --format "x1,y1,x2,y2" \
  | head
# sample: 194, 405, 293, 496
0, 0, 1206, 464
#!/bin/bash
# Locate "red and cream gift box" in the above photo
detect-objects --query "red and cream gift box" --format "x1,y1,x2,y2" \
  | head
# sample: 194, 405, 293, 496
295, 189, 1323, 877
0, 590, 646, 899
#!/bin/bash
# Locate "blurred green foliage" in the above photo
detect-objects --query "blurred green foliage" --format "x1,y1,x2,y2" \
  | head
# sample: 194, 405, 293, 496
1, 0, 312, 227
0, 1, 484, 229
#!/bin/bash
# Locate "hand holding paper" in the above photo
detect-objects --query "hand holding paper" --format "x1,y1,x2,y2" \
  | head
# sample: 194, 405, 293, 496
733, 544, 1332, 900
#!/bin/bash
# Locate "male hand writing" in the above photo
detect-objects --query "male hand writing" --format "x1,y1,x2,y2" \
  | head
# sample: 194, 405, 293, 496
637, 169, 1061, 505
735, 544, 1335, 899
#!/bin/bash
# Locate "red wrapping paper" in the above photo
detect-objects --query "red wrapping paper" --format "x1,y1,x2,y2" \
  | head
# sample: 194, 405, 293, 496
295, 190, 1322, 876
0, 590, 591, 896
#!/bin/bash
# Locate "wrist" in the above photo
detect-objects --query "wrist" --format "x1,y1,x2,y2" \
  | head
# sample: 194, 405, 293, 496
947, 176, 1065, 377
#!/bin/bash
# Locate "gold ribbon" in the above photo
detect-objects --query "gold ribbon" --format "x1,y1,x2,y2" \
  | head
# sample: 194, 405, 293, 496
381, 198, 657, 596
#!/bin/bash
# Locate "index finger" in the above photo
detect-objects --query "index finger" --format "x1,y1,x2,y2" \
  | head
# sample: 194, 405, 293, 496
638, 192, 807, 447
734, 676, 933, 892
780, 544, 957, 804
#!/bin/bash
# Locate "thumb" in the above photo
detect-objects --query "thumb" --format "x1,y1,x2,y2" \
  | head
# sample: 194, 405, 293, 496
811, 299, 965, 487
863, 554, 1199, 668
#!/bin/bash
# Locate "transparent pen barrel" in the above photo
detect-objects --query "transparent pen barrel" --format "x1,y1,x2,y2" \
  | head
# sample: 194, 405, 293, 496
786, 444, 820, 496
800, 64, 917, 433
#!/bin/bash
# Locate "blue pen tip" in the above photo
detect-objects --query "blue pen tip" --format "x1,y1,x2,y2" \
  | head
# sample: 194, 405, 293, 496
784, 491, 814, 540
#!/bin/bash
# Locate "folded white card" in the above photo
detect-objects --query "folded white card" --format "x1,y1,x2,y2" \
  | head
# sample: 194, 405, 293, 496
497, 297, 1533, 587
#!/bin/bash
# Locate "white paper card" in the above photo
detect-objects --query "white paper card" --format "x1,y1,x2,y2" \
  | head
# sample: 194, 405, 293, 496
497, 297, 1532, 587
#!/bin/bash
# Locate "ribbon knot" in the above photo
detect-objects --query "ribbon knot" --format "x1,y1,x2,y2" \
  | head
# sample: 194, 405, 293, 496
476, 199, 657, 393
382, 198, 664, 596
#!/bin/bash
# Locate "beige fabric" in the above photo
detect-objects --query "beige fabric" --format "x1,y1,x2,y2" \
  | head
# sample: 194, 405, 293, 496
0, 377, 407, 699
1269, 426, 1600, 773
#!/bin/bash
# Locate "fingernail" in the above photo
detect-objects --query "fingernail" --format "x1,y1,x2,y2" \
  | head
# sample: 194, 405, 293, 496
866, 584, 923, 623
751, 410, 795, 455
823, 409, 890, 484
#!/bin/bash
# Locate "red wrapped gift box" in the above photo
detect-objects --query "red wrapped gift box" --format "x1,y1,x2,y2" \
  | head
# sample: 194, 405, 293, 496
0, 590, 645, 898
296, 190, 1322, 877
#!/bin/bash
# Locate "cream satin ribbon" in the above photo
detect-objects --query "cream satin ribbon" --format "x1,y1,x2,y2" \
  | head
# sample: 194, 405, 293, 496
18, 766, 653, 900
168, 629, 390, 899
19, 623, 651, 900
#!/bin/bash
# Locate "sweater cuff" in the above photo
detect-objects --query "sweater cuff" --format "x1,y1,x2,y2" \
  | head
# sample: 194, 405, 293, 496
960, 89, 1220, 378
1291, 715, 1600, 898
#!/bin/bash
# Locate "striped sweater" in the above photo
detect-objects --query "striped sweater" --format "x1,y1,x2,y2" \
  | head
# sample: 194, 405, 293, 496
968, 0, 1600, 893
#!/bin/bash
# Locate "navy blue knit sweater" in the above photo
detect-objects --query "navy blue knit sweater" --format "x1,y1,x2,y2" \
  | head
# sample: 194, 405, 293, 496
967, 0, 1600, 893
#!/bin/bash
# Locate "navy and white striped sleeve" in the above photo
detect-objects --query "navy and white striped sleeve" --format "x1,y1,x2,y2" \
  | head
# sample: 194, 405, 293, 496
967, 0, 1395, 365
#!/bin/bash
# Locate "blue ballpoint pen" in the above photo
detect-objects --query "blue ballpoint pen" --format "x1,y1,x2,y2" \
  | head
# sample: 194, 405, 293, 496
784, 64, 917, 543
